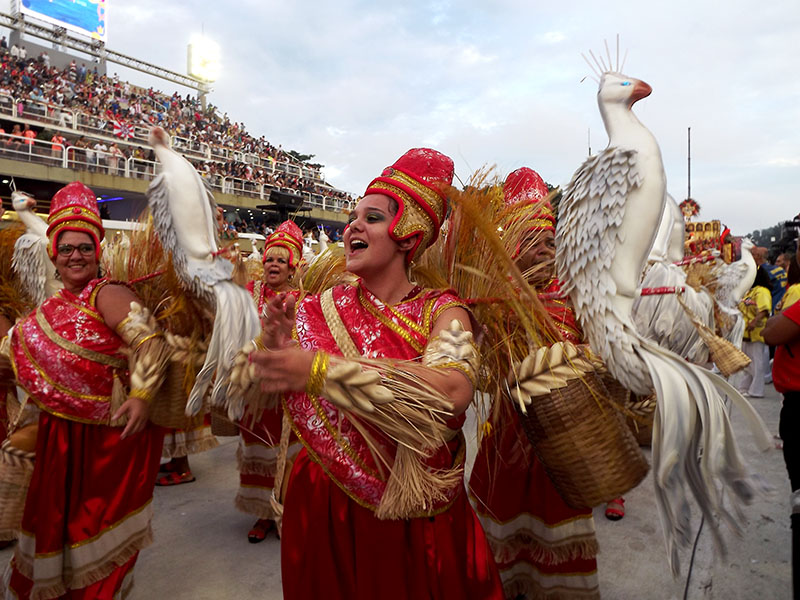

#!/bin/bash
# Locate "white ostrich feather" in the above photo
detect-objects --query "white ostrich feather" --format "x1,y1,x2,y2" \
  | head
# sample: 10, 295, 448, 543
10, 191, 61, 304
147, 128, 260, 420
12, 233, 48, 306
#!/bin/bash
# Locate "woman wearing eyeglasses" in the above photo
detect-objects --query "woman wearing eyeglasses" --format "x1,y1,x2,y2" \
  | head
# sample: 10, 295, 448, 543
3, 182, 170, 600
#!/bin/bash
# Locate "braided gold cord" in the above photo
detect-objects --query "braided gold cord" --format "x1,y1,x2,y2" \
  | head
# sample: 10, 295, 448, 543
132, 332, 163, 351
129, 388, 155, 403
306, 351, 330, 398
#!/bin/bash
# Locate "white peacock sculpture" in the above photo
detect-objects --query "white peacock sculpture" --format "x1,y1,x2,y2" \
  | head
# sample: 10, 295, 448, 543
633, 192, 717, 365
713, 237, 756, 346
147, 127, 261, 420
648, 193, 684, 265
11, 191, 62, 304
555, 49, 771, 574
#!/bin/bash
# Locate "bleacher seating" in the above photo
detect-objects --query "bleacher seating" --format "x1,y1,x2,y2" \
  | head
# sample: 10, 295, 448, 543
0, 47, 355, 216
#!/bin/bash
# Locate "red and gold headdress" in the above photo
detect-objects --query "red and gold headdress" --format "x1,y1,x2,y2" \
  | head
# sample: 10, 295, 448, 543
262, 220, 303, 267
364, 148, 454, 264
500, 167, 554, 233
46, 181, 104, 259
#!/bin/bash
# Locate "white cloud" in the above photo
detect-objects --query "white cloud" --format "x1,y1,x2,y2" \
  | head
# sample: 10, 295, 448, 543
541, 31, 566, 44
763, 157, 800, 167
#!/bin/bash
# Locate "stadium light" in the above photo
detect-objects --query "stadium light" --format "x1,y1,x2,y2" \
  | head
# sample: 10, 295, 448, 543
187, 35, 221, 83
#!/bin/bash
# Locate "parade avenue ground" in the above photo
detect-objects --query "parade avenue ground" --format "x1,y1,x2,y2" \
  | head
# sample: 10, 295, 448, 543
1, 386, 790, 599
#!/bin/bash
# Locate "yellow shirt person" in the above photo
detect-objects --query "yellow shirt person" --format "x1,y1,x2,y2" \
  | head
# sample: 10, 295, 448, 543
739, 285, 772, 343
777, 283, 800, 312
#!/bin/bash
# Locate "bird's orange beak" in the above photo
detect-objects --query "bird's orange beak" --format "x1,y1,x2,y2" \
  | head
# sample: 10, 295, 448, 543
629, 79, 652, 106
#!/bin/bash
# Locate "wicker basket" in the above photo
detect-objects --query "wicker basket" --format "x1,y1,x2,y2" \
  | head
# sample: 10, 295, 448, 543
149, 361, 197, 430
210, 406, 240, 437
679, 294, 751, 377
704, 333, 751, 377
515, 370, 649, 509
0, 439, 35, 541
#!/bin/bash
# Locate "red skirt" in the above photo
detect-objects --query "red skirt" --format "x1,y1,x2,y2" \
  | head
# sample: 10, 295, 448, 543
469, 412, 599, 599
281, 448, 503, 600
7, 411, 164, 600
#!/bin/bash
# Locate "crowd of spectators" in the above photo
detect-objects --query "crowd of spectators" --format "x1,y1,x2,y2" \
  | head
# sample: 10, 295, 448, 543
222, 212, 343, 246
0, 36, 354, 207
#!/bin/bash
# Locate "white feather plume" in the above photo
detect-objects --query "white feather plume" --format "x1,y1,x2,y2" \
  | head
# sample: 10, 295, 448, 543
147, 127, 260, 420
10, 191, 61, 304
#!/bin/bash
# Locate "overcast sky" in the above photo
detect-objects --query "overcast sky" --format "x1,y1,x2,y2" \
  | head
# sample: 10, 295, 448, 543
103, 1, 797, 234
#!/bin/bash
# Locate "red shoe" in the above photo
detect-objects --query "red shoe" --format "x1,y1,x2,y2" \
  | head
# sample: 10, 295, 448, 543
605, 497, 625, 520
159, 460, 180, 474
247, 519, 275, 544
155, 471, 196, 486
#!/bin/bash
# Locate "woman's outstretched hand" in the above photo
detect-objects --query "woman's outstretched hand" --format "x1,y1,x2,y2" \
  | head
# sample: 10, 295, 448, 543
250, 345, 315, 393
260, 293, 297, 350
251, 293, 313, 393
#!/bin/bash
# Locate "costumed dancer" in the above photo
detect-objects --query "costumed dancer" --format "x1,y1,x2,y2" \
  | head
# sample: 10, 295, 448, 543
248, 149, 503, 599
156, 412, 218, 485
2, 182, 172, 599
236, 220, 303, 542
469, 168, 600, 599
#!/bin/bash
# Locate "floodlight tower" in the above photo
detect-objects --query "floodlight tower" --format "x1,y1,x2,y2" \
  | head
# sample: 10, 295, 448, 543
187, 35, 220, 110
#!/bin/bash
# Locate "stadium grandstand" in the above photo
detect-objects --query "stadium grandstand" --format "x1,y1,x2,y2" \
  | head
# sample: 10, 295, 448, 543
0, 6, 352, 254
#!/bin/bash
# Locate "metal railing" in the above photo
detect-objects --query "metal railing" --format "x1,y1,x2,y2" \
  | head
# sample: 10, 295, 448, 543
0, 131, 64, 167
0, 89, 324, 177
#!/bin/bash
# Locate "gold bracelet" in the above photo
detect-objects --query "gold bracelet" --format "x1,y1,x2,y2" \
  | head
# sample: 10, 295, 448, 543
133, 331, 164, 351
306, 351, 329, 397
129, 388, 155, 403
252, 335, 267, 351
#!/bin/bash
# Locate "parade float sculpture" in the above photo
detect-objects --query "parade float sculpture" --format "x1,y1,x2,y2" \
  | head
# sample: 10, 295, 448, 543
147, 127, 260, 420
635, 189, 756, 360
554, 48, 771, 574
647, 193, 684, 265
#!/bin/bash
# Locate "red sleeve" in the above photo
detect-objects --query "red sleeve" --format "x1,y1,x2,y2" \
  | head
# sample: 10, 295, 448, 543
784, 301, 800, 326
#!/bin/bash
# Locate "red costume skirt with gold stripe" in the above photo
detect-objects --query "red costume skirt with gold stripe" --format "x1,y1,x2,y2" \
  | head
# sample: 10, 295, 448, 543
280, 449, 503, 600
236, 405, 299, 520
6, 412, 164, 600
469, 413, 600, 600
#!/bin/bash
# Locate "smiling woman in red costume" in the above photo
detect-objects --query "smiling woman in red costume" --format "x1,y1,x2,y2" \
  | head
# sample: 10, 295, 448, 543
469, 168, 600, 600
3, 182, 169, 600
249, 149, 503, 599
236, 220, 303, 543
